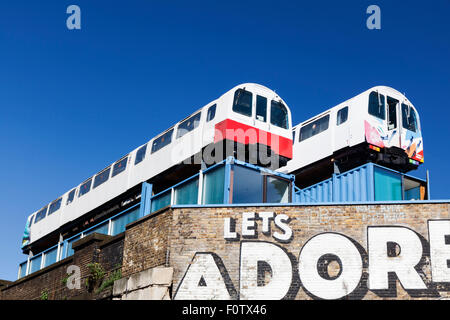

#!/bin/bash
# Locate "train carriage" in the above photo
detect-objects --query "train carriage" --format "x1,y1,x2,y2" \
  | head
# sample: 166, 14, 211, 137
282, 86, 423, 187
22, 83, 293, 250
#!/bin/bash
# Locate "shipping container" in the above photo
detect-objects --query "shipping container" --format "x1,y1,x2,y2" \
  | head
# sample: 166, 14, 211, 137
295, 162, 428, 203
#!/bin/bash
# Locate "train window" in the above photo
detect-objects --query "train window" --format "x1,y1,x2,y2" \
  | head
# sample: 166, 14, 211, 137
34, 206, 48, 223
94, 167, 111, 188
151, 129, 173, 154
402, 104, 417, 132
66, 189, 76, 205
79, 178, 92, 197
207, 104, 216, 122
112, 157, 128, 177
337, 107, 348, 126
256, 96, 267, 122
135, 144, 147, 165
299, 115, 330, 142
48, 198, 62, 215
387, 97, 398, 130
292, 130, 296, 144
368, 91, 386, 120
270, 101, 289, 129
176, 112, 201, 139
233, 89, 252, 117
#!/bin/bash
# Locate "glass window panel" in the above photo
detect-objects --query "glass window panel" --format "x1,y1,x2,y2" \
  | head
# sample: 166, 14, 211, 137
84, 223, 109, 236
368, 91, 386, 120
402, 104, 417, 132
232, 166, 262, 204
256, 95, 267, 122
207, 104, 216, 122
232, 89, 252, 117
405, 186, 421, 200
266, 176, 290, 203
135, 144, 147, 165
67, 236, 81, 257
175, 179, 199, 205
19, 261, 27, 278
151, 191, 171, 212
34, 206, 48, 223
299, 115, 330, 142
337, 107, 348, 126
387, 97, 398, 130
48, 198, 62, 215
94, 167, 111, 188
79, 179, 92, 197
111, 208, 140, 236
66, 189, 76, 205
112, 157, 128, 177
202, 166, 225, 204
29, 254, 42, 274
374, 167, 402, 201
270, 100, 289, 129
151, 129, 173, 153
44, 247, 58, 268
177, 112, 201, 139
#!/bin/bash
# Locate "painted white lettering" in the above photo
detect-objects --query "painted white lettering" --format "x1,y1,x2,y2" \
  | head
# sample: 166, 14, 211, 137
428, 220, 450, 283
368, 226, 427, 290
273, 214, 292, 242
298, 233, 363, 299
240, 241, 293, 300
174, 253, 232, 300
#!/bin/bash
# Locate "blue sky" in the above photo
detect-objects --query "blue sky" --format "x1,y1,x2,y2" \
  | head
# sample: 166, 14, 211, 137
0, 0, 448, 280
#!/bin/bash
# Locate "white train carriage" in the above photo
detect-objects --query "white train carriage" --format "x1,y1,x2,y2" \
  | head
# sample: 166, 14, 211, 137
22, 83, 293, 249
281, 86, 423, 187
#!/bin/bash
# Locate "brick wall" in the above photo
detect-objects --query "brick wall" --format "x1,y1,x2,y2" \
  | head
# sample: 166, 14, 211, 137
3, 202, 450, 300
1, 233, 125, 300
121, 208, 172, 277
167, 203, 450, 300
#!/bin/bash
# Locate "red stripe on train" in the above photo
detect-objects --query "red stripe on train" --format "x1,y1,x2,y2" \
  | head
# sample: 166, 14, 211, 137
214, 119, 293, 159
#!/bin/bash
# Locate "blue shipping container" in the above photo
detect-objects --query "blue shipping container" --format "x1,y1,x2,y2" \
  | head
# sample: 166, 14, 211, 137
295, 163, 427, 203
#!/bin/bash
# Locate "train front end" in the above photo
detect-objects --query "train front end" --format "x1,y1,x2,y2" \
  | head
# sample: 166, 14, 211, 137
213, 83, 293, 169
364, 86, 424, 172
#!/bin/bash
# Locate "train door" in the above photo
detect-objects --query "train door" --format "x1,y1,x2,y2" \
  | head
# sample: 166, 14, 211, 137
255, 95, 269, 131
334, 106, 350, 151
203, 103, 217, 145
386, 96, 401, 148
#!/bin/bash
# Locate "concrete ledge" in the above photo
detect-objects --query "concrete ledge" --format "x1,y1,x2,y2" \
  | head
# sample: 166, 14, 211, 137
72, 233, 112, 251
113, 266, 173, 300
0, 280, 12, 289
